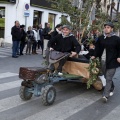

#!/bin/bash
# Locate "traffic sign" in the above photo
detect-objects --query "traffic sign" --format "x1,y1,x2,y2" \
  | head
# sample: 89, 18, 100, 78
25, 3, 30, 10
24, 10, 30, 17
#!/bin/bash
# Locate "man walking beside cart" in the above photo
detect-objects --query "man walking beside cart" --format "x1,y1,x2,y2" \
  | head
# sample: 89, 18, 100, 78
91, 22, 120, 102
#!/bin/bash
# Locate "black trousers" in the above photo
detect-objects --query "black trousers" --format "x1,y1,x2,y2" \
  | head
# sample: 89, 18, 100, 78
38, 40, 43, 52
20, 42, 26, 54
32, 41, 37, 52
50, 57, 68, 72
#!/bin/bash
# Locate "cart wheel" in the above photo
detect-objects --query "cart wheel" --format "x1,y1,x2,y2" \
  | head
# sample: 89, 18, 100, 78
19, 86, 33, 100
42, 85, 56, 106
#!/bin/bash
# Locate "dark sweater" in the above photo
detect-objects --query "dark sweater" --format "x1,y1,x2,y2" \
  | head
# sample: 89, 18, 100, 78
84, 49, 95, 59
51, 30, 58, 39
49, 34, 81, 54
42, 27, 51, 40
48, 30, 59, 48
21, 29, 26, 42
94, 35, 120, 69
11, 26, 21, 41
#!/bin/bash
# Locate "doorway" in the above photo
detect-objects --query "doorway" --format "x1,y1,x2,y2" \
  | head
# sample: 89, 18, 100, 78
0, 7, 5, 38
33, 10, 42, 28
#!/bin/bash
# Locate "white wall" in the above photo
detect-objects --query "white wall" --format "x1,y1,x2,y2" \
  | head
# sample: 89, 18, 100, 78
0, 0, 69, 43
0, 3, 16, 43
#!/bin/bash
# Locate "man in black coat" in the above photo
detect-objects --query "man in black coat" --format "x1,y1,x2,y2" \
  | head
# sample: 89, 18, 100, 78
49, 25, 81, 75
11, 21, 21, 58
91, 22, 120, 102
48, 24, 62, 48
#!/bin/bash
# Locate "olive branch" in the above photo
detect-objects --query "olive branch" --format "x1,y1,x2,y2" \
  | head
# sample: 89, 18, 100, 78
87, 57, 101, 89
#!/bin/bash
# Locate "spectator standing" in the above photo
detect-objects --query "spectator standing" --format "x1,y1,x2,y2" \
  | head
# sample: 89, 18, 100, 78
37, 24, 44, 54
51, 24, 62, 39
26, 26, 34, 55
20, 25, 26, 55
32, 26, 38, 54
11, 21, 21, 58
46, 24, 63, 65
42, 23, 53, 58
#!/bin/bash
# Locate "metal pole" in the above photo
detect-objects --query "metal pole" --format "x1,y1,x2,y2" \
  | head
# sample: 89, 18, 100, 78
25, 17, 27, 32
118, 0, 120, 36
110, 0, 114, 20
117, 0, 120, 14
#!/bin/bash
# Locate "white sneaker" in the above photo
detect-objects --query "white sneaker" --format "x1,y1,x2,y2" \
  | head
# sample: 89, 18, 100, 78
109, 92, 114, 96
109, 88, 115, 96
102, 96, 108, 102
58, 72, 63, 76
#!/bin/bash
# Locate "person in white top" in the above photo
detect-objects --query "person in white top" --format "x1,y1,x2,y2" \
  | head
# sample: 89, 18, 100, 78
32, 26, 38, 54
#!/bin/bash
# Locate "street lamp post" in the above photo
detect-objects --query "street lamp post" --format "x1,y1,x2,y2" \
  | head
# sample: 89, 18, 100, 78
110, 0, 114, 20
117, 0, 120, 14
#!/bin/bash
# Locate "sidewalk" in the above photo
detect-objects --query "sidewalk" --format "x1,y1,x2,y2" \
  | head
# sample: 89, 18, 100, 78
0, 42, 12, 48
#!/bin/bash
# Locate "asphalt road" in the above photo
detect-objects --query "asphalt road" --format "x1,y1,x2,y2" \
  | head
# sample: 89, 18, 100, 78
0, 46, 120, 120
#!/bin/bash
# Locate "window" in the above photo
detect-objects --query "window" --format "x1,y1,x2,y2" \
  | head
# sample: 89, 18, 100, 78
0, 7, 5, 38
48, 13, 56, 29
33, 10, 42, 27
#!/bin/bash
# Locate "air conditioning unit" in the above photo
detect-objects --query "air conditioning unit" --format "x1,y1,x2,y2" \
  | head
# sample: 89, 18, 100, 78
8, 0, 16, 3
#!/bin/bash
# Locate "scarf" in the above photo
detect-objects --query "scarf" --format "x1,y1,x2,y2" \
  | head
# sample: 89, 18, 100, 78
62, 33, 74, 38
104, 32, 116, 39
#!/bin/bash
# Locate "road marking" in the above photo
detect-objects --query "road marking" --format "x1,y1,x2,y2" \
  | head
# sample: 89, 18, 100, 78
0, 80, 21, 92
0, 72, 18, 79
101, 105, 120, 120
0, 95, 38, 113
0, 55, 8, 58
0, 52, 11, 55
24, 91, 101, 120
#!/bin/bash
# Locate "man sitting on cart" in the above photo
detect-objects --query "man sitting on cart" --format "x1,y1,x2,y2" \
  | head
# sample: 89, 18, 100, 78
49, 25, 81, 75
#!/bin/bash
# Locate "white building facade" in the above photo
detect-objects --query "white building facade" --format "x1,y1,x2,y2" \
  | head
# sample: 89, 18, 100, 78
0, 0, 69, 43
101, 0, 120, 17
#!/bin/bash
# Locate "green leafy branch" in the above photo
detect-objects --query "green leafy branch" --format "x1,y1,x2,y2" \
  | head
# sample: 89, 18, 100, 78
87, 58, 101, 89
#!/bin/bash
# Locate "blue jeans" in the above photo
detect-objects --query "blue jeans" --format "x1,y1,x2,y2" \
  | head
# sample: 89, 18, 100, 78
12, 41, 20, 56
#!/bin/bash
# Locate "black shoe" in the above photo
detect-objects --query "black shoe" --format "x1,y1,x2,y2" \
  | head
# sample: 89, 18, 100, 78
12, 56, 18, 58
50, 70, 55, 73
20, 53, 23, 55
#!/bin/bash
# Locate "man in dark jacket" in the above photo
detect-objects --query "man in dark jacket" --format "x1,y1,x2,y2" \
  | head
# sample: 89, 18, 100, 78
48, 24, 62, 48
49, 25, 81, 75
91, 22, 120, 102
11, 21, 21, 58
20, 25, 26, 55
46, 24, 63, 65
51, 24, 62, 38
